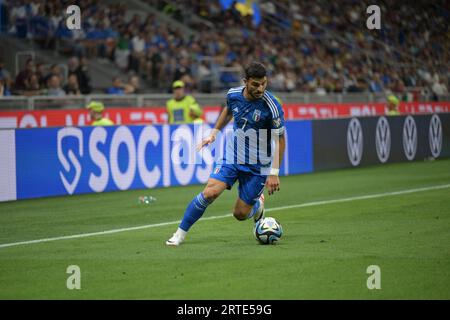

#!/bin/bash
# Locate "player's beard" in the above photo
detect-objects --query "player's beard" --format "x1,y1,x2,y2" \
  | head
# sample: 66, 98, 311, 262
253, 91, 263, 99
248, 88, 264, 99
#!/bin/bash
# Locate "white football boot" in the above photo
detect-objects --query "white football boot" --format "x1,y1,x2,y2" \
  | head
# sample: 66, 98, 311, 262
166, 228, 186, 246
253, 194, 265, 223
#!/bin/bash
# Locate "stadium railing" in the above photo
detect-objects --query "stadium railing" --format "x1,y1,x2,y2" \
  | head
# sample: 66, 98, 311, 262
1, 92, 448, 111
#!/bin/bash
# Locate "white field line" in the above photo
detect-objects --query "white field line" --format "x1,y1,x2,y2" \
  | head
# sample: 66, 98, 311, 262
0, 183, 449, 249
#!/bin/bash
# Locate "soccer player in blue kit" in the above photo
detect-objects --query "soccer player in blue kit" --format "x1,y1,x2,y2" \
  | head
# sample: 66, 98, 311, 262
166, 62, 286, 246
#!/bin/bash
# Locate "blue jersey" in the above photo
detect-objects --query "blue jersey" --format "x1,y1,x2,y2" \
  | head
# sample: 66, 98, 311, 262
222, 86, 285, 175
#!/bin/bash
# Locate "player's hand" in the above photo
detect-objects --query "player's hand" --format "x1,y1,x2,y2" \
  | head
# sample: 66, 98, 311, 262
265, 175, 280, 195
196, 129, 219, 151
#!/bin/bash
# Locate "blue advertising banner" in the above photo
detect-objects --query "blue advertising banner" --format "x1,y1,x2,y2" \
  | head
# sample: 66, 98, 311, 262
6, 114, 448, 202
14, 121, 313, 200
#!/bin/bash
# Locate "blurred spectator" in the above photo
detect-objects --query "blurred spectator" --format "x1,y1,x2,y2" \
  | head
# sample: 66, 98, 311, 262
0, 58, 11, 82
0, 75, 12, 97
63, 74, 81, 95
106, 77, 125, 95
8, 0, 28, 37
369, 73, 383, 93
392, 79, 406, 96
431, 78, 448, 100
46, 74, 65, 96
86, 101, 114, 126
347, 78, 366, 93
14, 58, 34, 91
386, 95, 400, 116
23, 73, 42, 96
0, 58, 12, 96
166, 80, 202, 124
44, 64, 63, 85
115, 32, 131, 72
174, 58, 192, 82
220, 62, 240, 89
124, 75, 140, 94
35, 62, 46, 88
146, 46, 163, 88
172, 58, 196, 93
129, 30, 146, 74
197, 60, 213, 93
68, 56, 92, 94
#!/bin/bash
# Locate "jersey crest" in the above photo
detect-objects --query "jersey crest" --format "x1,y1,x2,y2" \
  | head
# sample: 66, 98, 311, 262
252, 109, 261, 122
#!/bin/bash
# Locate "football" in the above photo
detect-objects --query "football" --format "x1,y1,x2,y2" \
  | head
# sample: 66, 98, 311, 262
254, 217, 283, 244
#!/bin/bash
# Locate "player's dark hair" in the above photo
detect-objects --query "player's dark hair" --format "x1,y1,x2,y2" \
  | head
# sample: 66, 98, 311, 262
244, 62, 267, 79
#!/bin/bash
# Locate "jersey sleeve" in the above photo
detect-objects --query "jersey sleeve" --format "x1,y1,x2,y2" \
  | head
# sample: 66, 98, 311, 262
266, 94, 285, 135
226, 86, 244, 112
226, 90, 233, 112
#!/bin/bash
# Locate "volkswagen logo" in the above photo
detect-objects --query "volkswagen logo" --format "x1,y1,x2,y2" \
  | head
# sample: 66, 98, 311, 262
429, 114, 442, 158
375, 116, 391, 163
347, 118, 363, 166
403, 116, 417, 161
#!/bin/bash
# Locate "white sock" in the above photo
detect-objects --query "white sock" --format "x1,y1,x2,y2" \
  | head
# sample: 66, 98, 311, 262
175, 228, 187, 239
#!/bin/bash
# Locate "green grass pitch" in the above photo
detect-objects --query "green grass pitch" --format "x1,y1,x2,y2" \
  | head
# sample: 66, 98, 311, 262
0, 159, 449, 299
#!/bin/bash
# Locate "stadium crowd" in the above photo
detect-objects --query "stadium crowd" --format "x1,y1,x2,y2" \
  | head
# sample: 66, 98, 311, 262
1, 0, 448, 99
156, 0, 449, 97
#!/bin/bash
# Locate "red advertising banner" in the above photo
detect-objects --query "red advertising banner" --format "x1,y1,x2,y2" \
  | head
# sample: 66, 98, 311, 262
283, 102, 450, 119
0, 102, 448, 128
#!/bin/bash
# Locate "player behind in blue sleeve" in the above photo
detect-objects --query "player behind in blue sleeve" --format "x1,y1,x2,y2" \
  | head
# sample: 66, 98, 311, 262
166, 61, 286, 246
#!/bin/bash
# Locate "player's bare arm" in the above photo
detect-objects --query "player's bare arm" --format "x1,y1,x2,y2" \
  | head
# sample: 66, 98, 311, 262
196, 106, 233, 151
266, 133, 285, 195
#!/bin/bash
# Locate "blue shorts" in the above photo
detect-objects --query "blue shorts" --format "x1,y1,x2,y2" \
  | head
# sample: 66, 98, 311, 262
210, 163, 267, 206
